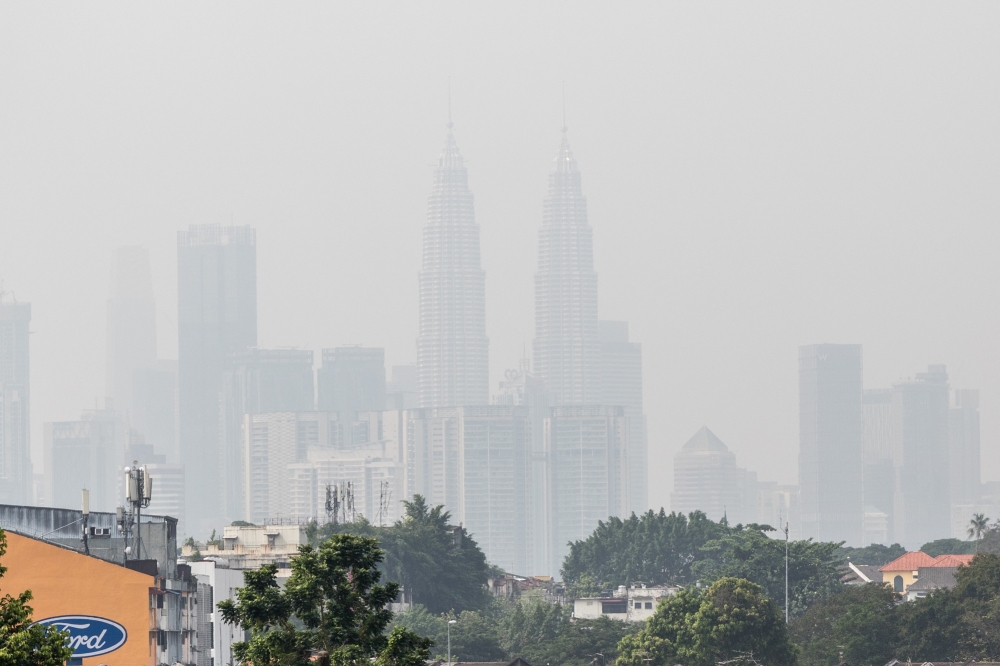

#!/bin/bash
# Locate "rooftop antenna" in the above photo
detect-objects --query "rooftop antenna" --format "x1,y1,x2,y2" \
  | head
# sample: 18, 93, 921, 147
561, 80, 567, 133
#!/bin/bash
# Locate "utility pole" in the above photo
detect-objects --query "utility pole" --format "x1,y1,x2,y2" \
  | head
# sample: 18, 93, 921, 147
784, 521, 790, 623
81, 489, 90, 555
447, 619, 456, 666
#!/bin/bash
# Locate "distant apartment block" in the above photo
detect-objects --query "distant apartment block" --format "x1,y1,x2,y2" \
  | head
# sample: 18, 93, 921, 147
44, 404, 124, 513
222, 348, 314, 521
0, 299, 31, 504
799, 344, 864, 545
105, 246, 158, 419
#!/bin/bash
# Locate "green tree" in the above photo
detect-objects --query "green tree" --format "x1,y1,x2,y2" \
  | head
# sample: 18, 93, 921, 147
790, 583, 900, 666
561, 510, 728, 595
968, 514, 990, 552
0, 529, 74, 666
919, 538, 976, 557
528, 616, 638, 666
618, 577, 796, 666
692, 525, 842, 616
219, 533, 431, 666
836, 543, 906, 566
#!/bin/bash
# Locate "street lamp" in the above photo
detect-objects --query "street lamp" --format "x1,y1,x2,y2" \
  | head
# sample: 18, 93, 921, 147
448, 619, 457, 666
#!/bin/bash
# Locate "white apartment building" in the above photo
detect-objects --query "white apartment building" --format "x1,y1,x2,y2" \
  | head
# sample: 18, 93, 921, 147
573, 584, 678, 623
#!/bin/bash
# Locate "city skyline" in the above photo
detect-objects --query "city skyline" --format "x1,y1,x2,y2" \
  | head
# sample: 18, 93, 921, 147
4, 4, 1000, 518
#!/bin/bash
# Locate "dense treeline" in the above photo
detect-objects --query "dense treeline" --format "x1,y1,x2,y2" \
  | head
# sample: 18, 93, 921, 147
561, 510, 842, 616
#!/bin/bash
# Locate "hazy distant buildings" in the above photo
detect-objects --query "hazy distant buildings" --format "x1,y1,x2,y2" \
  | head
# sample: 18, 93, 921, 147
546, 405, 628, 575
131, 361, 177, 460
949, 389, 980, 508
222, 349, 314, 521
177, 224, 257, 531
105, 246, 158, 418
533, 131, 600, 406
799, 344, 863, 545
671, 427, 746, 524
892, 365, 950, 547
0, 299, 31, 504
403, 405, 533, 574
44, 404, 124, 513
416, 126, 489, 408
863, 389, 895, 543
318, 347, 386, 413
599, 321, 646, 514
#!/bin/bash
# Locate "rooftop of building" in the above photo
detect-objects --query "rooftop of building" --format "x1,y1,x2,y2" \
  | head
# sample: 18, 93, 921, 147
682, 427, 728, 453
880, 551, 975, 572
907, 567, 959, 593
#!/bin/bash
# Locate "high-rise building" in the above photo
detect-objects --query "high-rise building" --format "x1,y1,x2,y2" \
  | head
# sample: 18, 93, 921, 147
862, 389, 895, 542
402, 405, 534, 574
599, 321, 646, 515
222, 349, 314, 521
131, 361, 177, 461
533, 130, 600, 406
798, 344, 863, 545
177, 224, 257, 532
949, 389, 980, 508
416, 125, 489, 408
671, 427, 748, 524
546, 405, 628, 576
318, 347, 386, 413
0, 298, 31, 504
105, 246, 158, 418
892, 365, 950, 547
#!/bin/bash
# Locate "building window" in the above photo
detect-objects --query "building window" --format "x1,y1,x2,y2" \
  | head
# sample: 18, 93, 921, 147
645, 602, 652, 609
893, 575, 904, 592
634, 602, 641, 609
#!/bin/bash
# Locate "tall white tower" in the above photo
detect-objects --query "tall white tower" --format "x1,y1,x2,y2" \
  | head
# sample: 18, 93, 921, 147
417, 124, 489, 408
533, 129, 600, 405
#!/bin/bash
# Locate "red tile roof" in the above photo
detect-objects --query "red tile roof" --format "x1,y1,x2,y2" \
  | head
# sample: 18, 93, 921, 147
933, 554, 975, 567
879, 551, 938, 572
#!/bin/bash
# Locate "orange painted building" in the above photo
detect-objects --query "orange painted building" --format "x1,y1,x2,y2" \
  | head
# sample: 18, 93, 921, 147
2, 530, 156, 665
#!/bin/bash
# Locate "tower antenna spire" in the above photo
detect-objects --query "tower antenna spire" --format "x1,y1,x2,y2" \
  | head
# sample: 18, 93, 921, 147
561, 80, 567, 133
448, 77, 453, 129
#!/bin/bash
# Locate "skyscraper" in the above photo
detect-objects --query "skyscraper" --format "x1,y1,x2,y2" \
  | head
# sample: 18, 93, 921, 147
893, 365, 950, 546
177, 224, 257, 531
949, 389, 980, 508
599, 320, 646, 514
799, 344, 863, 545
862, 389, 895, 542
416, 125, 489, 408
318, 347, 386, 413
533, 130, 600, 406
105, 246, 158, 417
0, 298, 31, 503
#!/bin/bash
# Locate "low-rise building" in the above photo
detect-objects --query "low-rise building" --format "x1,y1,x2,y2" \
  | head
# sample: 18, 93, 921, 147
0, 504, 203, 665
188, 522, 308, 571
879, 551, 974, 596
190, 560, 246, 666
573, 584, 678, 622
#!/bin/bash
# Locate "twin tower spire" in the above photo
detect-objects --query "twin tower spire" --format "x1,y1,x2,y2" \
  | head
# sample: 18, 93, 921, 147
416, 123, 599, 408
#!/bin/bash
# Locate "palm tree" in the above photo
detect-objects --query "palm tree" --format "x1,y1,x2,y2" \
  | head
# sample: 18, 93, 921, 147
968, 513, 990, 552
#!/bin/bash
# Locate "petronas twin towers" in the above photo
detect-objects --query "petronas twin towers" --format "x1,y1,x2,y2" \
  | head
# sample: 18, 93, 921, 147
417, 124, 600, 408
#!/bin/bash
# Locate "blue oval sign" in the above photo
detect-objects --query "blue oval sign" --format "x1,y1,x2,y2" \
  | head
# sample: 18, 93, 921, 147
36, 615, 127, 657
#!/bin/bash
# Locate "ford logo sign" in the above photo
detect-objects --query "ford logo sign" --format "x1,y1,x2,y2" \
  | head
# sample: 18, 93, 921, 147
36, 615, 127, 657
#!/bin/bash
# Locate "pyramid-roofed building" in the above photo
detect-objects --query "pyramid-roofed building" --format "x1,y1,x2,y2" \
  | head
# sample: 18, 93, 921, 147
671, 427, 755, 524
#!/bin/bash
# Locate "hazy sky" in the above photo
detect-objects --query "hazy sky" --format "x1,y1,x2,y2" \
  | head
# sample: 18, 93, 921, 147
2, 3, 999, 512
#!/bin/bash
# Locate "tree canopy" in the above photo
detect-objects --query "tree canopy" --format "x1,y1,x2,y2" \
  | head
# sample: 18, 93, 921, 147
617, 577, 797, 666
0, 529, 73, 666
312, 495, 491, 614
219, 533, 431, 666
562, 510, 841, 616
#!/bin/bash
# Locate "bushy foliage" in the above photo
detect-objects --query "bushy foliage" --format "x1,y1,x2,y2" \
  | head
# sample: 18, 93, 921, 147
836, 542, 906, 566
562, 510, 841, 617
790, 583, 900, 666
0, 529, 73, 666
920, 538, 977, 557
392, 597, 637, 665
617, 577, 796, 666
219, 533, 431, 666
312, 495, 491, 614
